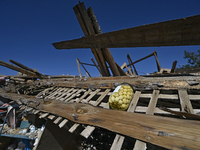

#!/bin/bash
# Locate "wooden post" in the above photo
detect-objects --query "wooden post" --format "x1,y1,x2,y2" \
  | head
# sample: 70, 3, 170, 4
153, 51, 161, 72
127, 54, 138, 75
76, 58, 82, 78
77, 58, 91, 77
171, 60, 177, 73
73, 2, 110, 76
87, 7, 121, 76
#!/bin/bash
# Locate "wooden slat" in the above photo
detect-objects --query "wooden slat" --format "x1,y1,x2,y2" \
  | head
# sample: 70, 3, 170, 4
53, 117, 62, 124
58, 119, 68, 128
93, 89, 110, 106
53, 15, 200, 49
76, 89, 92, 103
45, 87, 63, 99
110, 134, 125, 150
34, 110, 40, 114
81, 89, 110, 138
85, 89, 101, 103
65, 89, 84, 102
178, 90, 194, 114
69, 123, 80, 133
133, 140, 146, 150
140, 94, 178, 99
48, 115, 55, 120
55, 88, 73, 100
189, 95, 200, 100
80, 125, 95, 138
134, 90, 160, 150
39, 113, 49, 119
59, 89, 78, 101
53, 88, 69, 98
36, 87, 55, 98
110, 91, 141, 150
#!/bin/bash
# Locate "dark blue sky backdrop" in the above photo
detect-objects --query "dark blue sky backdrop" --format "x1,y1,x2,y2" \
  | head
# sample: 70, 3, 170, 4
1, 0, 200, 76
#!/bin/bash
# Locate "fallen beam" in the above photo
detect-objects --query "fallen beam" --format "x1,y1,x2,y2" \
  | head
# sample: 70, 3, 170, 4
0, 60, 39, 78
53, 15, 200, 49
1, 91, 200, 150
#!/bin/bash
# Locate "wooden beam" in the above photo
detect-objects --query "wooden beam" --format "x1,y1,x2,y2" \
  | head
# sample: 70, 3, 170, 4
73, 2, 110, 76
1, 91, 200, 150
127, 54, 138, 75
153, 51, 161, 72
87, 7, 121, 76
0, 60, 39, 78
77, 58, 91, 77
53, 15, 200, 49
76, 58, 82, 78
171, 60, 177, 73
35, 75, 200, 90
91, 58, 102, 75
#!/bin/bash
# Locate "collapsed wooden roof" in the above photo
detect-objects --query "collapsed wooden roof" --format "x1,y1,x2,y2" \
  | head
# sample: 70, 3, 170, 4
1, 2, 200, 150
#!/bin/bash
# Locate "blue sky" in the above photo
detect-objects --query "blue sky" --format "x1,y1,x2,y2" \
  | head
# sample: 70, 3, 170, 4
1, 0, 200, 77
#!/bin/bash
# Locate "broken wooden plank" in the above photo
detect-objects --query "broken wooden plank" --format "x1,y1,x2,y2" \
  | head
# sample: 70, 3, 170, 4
2, 91, 200, 150
53, 15, 200, 49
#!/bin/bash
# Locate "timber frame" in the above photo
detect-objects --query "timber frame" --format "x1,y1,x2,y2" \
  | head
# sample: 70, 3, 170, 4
1, 1, 200, 150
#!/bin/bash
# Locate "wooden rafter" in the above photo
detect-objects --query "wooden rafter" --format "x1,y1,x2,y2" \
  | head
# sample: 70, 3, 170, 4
53, 15, 200, 49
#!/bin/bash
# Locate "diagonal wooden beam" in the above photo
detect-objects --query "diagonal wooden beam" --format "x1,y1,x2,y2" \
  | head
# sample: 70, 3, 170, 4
53, 14, 200, 49
73, 2, 110, 76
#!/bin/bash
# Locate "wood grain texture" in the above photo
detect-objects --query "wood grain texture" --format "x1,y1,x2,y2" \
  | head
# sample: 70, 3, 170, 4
53, 15, 200, 49
1, 91, 200, 149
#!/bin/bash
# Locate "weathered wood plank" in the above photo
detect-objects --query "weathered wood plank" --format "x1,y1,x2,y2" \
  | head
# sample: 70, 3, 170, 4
134, 90, 160, 149
53, 15, 200, 49
53, 117, 62, 124
76, 89, 92, 103
179, 90, 194, 114
0, 60, 40, 78
48, 115, 55, 120
85, 89, 101, 103
110, 91, 141, 150
39, 113, 49, 119
80, 125, 95, 138
110, 134, 125, 150
2, 91, 200, 150
58, 119, 68, 128
65, 89, 84, 102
